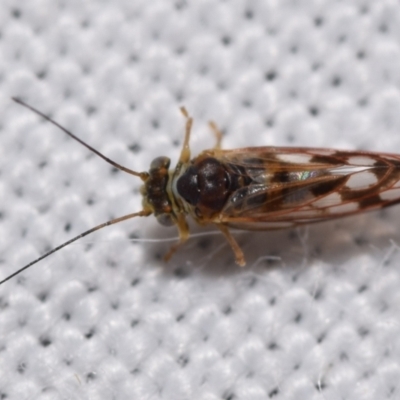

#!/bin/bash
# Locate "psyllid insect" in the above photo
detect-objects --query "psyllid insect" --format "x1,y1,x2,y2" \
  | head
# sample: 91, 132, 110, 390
2, 97, 400, 285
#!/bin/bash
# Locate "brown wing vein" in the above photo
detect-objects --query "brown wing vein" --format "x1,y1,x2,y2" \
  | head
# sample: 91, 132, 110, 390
213, 148, 400, 229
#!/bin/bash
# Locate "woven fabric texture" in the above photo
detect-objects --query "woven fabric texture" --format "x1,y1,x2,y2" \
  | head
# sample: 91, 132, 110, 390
1, 1, 400, 399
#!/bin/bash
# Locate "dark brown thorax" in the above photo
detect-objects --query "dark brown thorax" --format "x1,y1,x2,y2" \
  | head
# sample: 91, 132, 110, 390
176, 155, 250, 219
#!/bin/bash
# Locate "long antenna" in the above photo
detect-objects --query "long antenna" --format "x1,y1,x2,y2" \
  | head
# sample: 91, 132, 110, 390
1, 98, 153, 285
0, 210, 151, 285
11, 97, 149, 180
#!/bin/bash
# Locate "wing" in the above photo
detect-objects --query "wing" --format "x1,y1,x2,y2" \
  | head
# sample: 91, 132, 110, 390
210, 147, 400, 230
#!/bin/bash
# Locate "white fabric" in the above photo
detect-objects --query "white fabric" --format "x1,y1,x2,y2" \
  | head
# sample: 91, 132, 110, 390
1, 1, 400, 399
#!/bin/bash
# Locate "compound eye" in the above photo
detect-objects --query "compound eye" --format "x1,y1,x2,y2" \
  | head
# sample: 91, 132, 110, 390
156, 213, 174, 227
150, 156, 170, 171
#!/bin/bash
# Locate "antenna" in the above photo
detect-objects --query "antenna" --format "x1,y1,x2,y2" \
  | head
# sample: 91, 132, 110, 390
0, 210, 151, 285
0, 99, 152, 285
11, 98, 149, 180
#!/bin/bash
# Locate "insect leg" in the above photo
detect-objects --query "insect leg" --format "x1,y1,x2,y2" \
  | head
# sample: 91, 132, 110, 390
217, 225, 245, 266
163, 213, 190, 262
208, 121, 223, 150
178, 107, 193, 164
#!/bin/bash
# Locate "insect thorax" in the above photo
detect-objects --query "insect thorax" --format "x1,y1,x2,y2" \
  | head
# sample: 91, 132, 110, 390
175, 154, 252, 222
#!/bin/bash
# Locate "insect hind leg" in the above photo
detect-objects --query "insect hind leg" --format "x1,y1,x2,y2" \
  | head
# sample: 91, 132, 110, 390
217, 225, 245, 266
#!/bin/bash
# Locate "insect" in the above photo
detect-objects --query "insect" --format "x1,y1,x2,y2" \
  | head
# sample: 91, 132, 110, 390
2, 98, 400, 285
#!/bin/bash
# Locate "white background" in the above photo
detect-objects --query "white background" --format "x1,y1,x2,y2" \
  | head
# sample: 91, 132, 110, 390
1, 1, 400, 399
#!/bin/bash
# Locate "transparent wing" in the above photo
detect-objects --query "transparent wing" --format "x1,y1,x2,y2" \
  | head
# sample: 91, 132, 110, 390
210, 147, 400, 229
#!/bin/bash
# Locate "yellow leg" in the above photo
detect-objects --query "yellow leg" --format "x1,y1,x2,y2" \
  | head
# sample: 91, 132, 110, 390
164, 213, 190, 262
208, 121, 223, 149
217, 224, 246, 266
179, 107, 223, 157
178, 107, 193, 164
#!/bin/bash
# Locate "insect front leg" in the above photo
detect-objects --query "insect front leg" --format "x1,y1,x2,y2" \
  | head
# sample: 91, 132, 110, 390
163, 213, 190, 262
217, 224, 245, 267
178, 107, 193, 164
